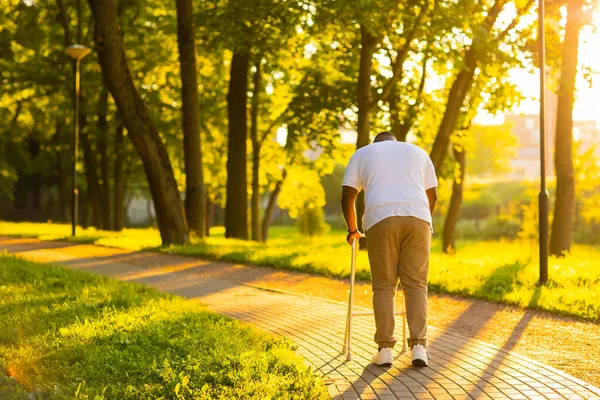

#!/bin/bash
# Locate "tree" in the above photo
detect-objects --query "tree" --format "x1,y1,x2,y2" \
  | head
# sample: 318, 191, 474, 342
258, 60, 355, 240
96, 85, 112, 230
87, 0, 188, 244
54, 0, 137, 231
176, 0, 206, 238
250, 59, 262, 241
199, 0, 306, 240
429, 0, 536, 175
112, 120, 130, 230
550, 0, 588, 256
317, 0, 432, 246
225, 51, 250, 239
467, 124, 518, 177
389, 52, 430, 141
442, 80, 523, 253
442, 140, 466, 253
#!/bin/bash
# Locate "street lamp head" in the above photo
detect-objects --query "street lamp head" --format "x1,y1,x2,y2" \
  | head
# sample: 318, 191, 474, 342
65, 44, 91, 60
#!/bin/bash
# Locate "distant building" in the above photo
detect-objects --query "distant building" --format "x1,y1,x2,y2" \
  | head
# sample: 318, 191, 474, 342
506, 110, 599, 180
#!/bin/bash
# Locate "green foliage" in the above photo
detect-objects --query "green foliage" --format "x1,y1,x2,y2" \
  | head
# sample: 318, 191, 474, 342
467, 124, 518, 177
296, 207, 330, 237
0, 255, 329, 399
321, 163, 345, 215
575, 146, 600, 224
278, 167, 326, 219
197, 0, 305, 55
457, 215, 522, 241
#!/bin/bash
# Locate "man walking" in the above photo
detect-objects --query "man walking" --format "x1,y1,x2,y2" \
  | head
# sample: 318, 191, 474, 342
341, 131, 438, 367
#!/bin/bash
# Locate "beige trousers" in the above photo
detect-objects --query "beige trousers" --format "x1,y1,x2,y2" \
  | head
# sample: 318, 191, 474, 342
366, 216, 431, 349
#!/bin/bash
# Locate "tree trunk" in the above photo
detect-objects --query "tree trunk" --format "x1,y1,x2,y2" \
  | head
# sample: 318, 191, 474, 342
250, 58, 262, 241
29, 138, 42, 210
389, 84, 409, 142
429, 0, 505, 174
81, 194, 91, 228
442, 146, 466, 254
225, 52, 250, 239
96, 84, 112, 230
81, 130, 103, 229
429, 54, 477, 174
78, 87, 103, 230
205, 197, 215, 237
88, 0, 188, 245
176, 0, 205, 238
356, 26, 378, 150
550, 0, 583, 256
355, 26, 379, 248
389, 53, 429, 142
112, 123, 127, 231
58, 152, 72, 222
53, 119, 72, 222
261, 169, 287, 242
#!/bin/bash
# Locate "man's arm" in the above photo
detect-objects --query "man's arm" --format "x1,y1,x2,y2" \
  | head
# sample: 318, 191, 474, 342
426, 187, 438, 215
341, 185, 362, 244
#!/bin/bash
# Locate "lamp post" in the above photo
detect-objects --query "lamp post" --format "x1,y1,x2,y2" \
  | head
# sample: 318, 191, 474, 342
538, 0, 549, 285
65, 44, 91, 237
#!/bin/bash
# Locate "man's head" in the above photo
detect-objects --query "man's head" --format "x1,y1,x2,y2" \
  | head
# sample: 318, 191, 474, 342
373, 131, 397, 143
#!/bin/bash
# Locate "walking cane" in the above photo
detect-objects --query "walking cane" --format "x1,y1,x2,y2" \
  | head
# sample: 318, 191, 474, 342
342, 234, 407, 361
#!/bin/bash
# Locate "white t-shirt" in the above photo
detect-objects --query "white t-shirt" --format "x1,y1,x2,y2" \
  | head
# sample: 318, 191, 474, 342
342, 141, 438, 231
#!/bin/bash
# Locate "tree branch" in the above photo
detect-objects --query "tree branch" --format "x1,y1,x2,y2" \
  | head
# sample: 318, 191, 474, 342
404, 51, 431, 128
497, 0, 535, 41
259, 104, 292, 147
76, 0, 82, 43
55, 0, 72, 46
10, 101, 22, 128
371, 1, 429, 106
83, 14, 94, 44
200, 120, 214, 143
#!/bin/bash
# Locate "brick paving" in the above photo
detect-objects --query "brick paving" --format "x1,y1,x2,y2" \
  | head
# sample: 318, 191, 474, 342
2, 237, 600, 400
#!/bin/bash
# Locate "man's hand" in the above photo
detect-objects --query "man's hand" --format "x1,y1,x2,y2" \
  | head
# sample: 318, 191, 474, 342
346, 231, 362, 245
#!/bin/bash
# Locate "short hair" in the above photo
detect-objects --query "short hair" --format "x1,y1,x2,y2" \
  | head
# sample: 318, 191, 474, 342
373, 131, 397, 143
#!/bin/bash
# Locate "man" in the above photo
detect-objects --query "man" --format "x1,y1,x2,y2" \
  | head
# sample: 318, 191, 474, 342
341, 131, 438, 367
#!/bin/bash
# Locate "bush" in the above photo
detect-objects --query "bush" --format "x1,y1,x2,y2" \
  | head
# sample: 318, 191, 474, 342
296, 207, 330, 237
456, 216, 521, 241
574, 220, 600, 245
480, 216, 522, 240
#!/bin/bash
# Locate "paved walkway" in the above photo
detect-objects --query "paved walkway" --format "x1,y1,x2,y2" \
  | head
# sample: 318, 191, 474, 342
2, 237, 600, 400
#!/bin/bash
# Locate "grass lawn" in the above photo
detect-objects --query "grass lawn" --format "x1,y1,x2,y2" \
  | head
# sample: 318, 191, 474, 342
2, 221, 600, 322
0, 255, 329, 400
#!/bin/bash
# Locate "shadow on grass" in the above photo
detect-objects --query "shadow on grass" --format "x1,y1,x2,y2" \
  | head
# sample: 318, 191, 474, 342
428, 260, 531, 304
475, 260, 529, 301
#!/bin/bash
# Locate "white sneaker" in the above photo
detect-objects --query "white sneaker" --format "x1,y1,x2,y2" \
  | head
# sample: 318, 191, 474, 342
371, 347, 393, 366
411, 344, 428, 366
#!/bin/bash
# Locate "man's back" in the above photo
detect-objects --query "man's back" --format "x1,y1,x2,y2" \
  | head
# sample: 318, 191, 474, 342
342, 141, 437, 231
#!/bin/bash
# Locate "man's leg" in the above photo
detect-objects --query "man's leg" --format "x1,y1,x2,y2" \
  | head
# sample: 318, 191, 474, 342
366, 217, 401, 348
397, 217, 431, 349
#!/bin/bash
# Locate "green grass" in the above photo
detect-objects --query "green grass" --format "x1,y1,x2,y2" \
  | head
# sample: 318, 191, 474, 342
0, 255, 329, 399
0, 221, 162, 250
2, 221, 600, 322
